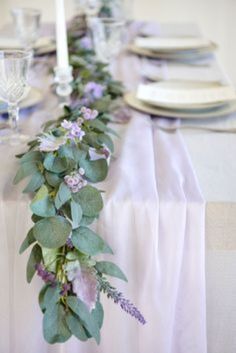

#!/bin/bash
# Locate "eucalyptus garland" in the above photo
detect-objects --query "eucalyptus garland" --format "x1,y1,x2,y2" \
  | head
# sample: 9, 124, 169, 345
14, 26, 145, 344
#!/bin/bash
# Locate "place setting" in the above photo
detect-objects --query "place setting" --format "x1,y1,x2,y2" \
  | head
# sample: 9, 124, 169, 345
0, 1, 236, 353
128, 34, 217, 61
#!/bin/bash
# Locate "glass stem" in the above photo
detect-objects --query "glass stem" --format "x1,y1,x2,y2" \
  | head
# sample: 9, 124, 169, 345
8, 103, 19, 133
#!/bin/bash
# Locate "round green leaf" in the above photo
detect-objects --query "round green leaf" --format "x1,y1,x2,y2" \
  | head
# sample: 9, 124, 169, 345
73, 185, 103, 217
33, 216, 72, 249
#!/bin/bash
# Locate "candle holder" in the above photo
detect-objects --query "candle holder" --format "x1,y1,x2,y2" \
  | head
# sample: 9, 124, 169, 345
54, 65, 73, 98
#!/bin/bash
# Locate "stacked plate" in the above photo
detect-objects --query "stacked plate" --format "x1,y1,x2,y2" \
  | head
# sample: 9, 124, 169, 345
124, 80, 236, 119
0, 36, 56, 56
129, 36, 217, 61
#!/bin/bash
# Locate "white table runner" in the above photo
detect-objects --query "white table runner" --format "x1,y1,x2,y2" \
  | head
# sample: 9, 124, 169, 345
0, 22, 207, 353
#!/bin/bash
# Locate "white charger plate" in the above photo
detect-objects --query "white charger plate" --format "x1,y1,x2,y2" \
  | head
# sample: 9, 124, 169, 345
124, 92, 236, 119
0, 87, 43, 114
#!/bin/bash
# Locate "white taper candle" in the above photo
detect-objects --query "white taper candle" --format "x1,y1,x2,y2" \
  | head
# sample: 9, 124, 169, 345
55, 0, 69, 69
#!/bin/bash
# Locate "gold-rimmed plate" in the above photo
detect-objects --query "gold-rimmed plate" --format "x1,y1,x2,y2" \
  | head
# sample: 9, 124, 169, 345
124, 92, 236, 119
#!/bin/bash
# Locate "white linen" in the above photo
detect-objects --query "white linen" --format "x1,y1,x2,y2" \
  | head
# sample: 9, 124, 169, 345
0, 23, 206, 353
135, 36, 212, 50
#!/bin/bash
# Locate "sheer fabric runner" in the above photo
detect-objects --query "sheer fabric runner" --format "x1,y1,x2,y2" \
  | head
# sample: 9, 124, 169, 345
0, 23, 207, 353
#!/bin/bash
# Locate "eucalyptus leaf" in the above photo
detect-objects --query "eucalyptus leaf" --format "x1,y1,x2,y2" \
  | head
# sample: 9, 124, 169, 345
44, 153, 68, 173
71, 200, 83, 229
43, 303, 72, 344
14, 161, 38, 184
80, 159, 108, 183
42, 247, 58, 272
30, 185, 56, 217
44, 285, 61, 309
80, 215, 96, 226
66, 312, 88, 341
73, 185, 103, 217
26, 244, 42, 283
19, 228, 36, 254
72, 227, 113, 256
95, 261, 127, 282
45, 171, 61, 187
55, 182, 71, 209
20, 151, 42, 164
67, 296, 100, 344
39, 284, 50, 313
33, 216, 72, 249
91, 301, 104, 329
97, 133, 114, 153
23, 172, 45, 193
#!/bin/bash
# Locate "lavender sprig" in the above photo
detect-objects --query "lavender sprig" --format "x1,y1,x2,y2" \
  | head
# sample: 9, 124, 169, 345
98, 277, 146, 325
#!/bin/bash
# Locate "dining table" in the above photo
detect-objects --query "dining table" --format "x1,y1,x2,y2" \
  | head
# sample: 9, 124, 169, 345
0, 21, 235, 353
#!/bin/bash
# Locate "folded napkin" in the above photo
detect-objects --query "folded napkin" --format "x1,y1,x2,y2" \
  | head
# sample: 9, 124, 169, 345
135, 36, 212, 51
137, 82, 236, 106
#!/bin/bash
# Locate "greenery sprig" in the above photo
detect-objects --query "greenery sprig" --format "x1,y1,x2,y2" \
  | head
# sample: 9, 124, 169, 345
14, 22, 145, 345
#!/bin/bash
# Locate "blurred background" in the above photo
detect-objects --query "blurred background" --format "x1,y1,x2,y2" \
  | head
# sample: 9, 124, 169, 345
0, 0, 235, 85
0, 0, 236, 85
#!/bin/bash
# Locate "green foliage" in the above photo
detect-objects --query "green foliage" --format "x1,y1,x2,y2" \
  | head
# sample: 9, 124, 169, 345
72, 185, 103, 217
30, 185, 56, 217
19, 228, 36, 254
95, 261, 128, 282
43, 303, 72, 344
55, 182, 71, 209
80, 158, 108, 183
26, 244, 42, 283
66, 312, 88, 341
67, 296, 100, 343
72, 227, 113, 256
70, 200, 83, 229
33, 216, 72, 249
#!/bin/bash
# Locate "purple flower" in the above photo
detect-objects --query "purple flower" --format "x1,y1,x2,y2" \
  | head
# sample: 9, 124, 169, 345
37, 133, 66, 152
68, 122, 85, 141
64, 171, 87, 193
81, 106, 98, 120
99, 278, 146, 325
84, 82, 104, 100
80, 37, 92, 50
61, 119, 73, 130
35, 264, 56, 285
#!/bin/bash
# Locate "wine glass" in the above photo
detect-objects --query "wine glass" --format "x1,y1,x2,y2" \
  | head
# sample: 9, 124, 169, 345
91, 17, 125, 65
74, 0, 101, 17
11, 8, 41, 50
0, 50, 32, 145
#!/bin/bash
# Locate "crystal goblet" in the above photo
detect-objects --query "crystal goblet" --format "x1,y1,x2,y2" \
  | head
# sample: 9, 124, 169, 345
0, 50, 32, 145
91, 17, 125, 64
11, 8, 41, 50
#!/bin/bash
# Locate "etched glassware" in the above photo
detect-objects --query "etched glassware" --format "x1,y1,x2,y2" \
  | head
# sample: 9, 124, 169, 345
0, 50, 32, 144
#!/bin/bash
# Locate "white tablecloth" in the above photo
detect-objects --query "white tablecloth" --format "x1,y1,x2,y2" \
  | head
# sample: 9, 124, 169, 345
0, 23, 207, 353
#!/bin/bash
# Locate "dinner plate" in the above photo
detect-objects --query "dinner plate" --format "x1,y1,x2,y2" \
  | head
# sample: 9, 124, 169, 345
0, 87, 43, 114
0, 37, 56, 56
128, 44, 217, 61
137, 80, 236, 110
124, 92, 236, 119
